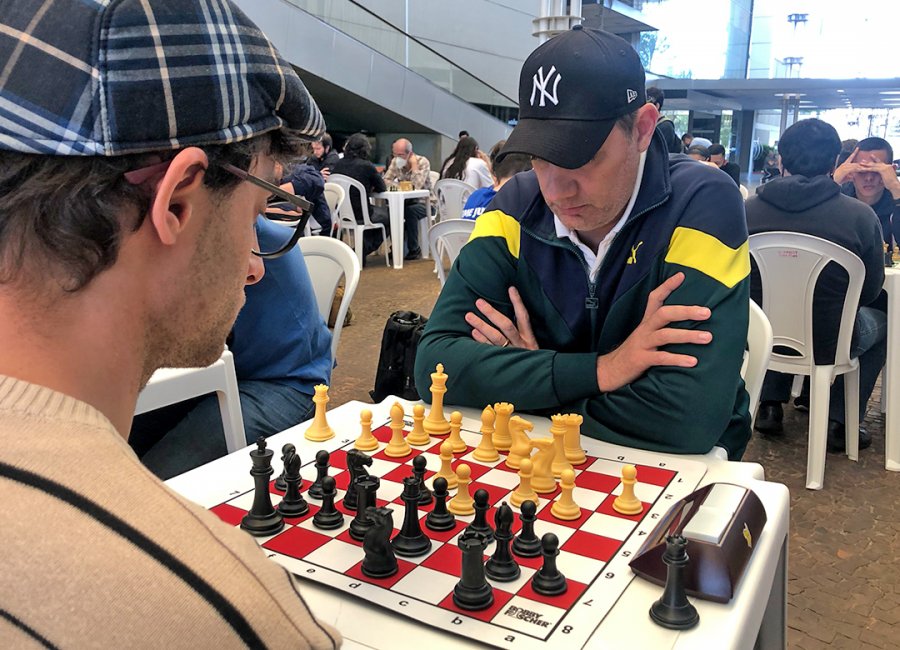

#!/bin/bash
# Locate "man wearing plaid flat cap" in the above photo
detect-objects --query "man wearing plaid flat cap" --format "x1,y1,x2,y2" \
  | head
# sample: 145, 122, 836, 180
0, 1, 339, 647
416, 25, 752, 460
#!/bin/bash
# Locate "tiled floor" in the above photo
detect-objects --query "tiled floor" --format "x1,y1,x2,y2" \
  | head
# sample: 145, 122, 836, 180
329, 256, 900, 649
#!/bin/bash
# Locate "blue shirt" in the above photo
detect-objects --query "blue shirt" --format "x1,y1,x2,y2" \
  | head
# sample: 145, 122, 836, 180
229, 217, 332, 395
461, 187, 497, 220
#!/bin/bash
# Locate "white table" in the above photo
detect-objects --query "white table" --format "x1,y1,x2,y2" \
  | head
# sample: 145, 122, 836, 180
373, 189, 430, 269
882, 267, 900, 470
168, 399, 788, 650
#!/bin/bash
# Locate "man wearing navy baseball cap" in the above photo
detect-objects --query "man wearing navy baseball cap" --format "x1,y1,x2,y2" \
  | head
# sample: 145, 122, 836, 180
416, 25, 752, 460
0, 1, 339, 646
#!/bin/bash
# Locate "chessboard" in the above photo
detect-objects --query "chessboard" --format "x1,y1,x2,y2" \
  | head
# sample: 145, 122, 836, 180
206, 403, 709, 650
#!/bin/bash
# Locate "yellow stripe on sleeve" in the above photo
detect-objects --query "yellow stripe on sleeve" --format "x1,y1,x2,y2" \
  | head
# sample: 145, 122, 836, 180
469, 210, 521, 259
664, 226, 750, 288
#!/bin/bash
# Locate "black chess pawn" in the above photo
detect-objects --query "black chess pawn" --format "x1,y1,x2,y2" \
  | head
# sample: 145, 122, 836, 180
453, 531, 493, 610
412, 455, 433, 506
277, 452, 309, 517
464, 489, 494, 543
649, 535, 699, 630
240, 438, 285, 537
425, 477, 456, 531
343, 449, 373, 511
307, 450, 330, 499
361, 507, 399, 578
391, 477, 433, 557
531, 532, 567, 596
312, 476, 344, 530
512, 499, 541, 557
348, 476, 379, 541
485, 502, 520, 582
274, 443, 295, 492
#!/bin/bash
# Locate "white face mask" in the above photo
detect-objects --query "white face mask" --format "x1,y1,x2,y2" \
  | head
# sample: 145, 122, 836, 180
392, 156, 407, 169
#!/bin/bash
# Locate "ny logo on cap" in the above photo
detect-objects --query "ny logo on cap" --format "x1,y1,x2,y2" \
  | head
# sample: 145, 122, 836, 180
530, 65, 562, 107
626, 89, 638, 103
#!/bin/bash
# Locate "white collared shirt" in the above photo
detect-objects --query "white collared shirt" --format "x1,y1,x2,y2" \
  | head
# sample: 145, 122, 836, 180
554, 150, 647, 282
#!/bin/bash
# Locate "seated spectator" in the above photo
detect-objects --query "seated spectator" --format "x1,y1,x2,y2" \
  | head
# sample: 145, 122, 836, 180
461, 140, 532, 221
682, 133, 694, 150
130, 217, 333, 479
646, 87, 683, 153
331, 132, 389, 259
279, 161, 334, 235
383, 137, 433, 260
708, 144, 741, 185
440, 136, 493, 189
747, 119, 886, 452
689, 136, 712, 149
309, 132, 340, 177
687, 144, 711, 162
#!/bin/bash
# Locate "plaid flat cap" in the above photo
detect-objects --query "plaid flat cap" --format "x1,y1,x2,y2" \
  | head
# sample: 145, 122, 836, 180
0, 0, 324, 156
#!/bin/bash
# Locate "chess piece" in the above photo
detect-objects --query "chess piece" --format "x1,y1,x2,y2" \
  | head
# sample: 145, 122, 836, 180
342, 449, 372, 511
240, 438, 285, 537
304, 384, 335, 442
492, 402, 514, 451
531, 533, 567, 596
550, 414, 573, 478
512, 500, 542, 557
464, 489, 494, 543
453, 532, 494, 610
274, 443, 295, 492
432, 441, 458, 490
412, 455, 433, 506
530, 438, 557, 494
362, 506, 399, 578
485, 503, 520, 582
564, 413, 587, 465
649, 535, 699, 630
312, 476, 344, 529
406, 403, 430, 446
510, 457, 539, 508
354, 408, 379, 451
613, 464, 643, 515
348, 476, 380, 541
384, 402, 411, 458
277, 452, 309, 517
447, 411, 467, 453
505, 416, 534, 469
307, 450, 330, 499
550, 469, 581, 521
472, 405, 499, 462
423, 363, 451, 436
391, 477, 433, 557
425, 477, 456, 531
447, 464, 475, 516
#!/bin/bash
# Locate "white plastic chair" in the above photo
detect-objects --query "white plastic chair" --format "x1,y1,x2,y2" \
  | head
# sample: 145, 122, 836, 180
739, 184, 750, 200
428, 219, 475, 286
744, 299, 773, 426
322, 181, 345, 238
298, 236, 361, 361
328, 174, 389, 267
749, 232, 865, 490
135, 349, 246, 453
434, 178, 476, 221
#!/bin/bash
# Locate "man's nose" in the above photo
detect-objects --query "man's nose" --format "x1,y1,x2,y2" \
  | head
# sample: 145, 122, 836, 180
539, 165, 577, 201
246, 252, 265, 285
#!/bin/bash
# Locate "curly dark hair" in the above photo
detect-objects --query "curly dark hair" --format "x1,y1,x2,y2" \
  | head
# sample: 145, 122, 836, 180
342, 133, 372, 161
0, 130, 298, 292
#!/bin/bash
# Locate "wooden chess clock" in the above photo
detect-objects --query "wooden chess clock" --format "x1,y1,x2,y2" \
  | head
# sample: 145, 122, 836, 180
629, 483, 767, 603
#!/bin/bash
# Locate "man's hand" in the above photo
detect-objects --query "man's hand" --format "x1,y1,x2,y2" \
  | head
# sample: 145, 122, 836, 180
833, 148, 862, 184
465, 287, 538, 350
407, 152, 419, 172
595, 272, 712, 392
321, 167, 331, 180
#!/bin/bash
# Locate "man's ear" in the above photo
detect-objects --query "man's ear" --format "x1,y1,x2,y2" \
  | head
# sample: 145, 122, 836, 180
634, 103, 659, 152
149, 147, 209, 246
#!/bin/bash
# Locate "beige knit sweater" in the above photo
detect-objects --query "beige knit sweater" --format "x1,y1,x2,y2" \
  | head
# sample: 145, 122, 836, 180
0, 376, 341, 649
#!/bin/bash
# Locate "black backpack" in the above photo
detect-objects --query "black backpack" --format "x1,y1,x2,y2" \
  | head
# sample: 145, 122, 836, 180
370, 310, 428, 402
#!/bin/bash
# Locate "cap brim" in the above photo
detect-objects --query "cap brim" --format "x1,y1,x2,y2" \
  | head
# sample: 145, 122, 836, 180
497, 117, 617, 169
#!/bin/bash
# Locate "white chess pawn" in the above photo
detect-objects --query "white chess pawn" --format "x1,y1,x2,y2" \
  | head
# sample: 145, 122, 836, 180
613, 465, 643, 515
510, 457, 539, 508
354, 408, 379, 451
432, 441, 458, 490
384, 402, 412, 458
472, 405, 499, 462
406, 403, 430, 446
447, 464, 475, 515
447, 411, 467, 453
551, 469, 581, 521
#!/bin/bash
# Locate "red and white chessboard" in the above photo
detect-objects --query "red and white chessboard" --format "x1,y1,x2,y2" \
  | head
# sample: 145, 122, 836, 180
208, 410, 707, 650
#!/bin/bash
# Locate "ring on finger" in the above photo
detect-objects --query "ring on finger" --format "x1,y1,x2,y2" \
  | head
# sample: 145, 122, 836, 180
500, 338, 511, 348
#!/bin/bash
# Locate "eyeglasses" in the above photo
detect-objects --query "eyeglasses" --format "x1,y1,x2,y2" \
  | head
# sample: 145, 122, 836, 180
124, 160, 313, 260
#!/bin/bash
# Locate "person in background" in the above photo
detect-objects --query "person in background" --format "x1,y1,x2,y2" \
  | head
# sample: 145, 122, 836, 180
383, 137, 433, 260
309, 132, 340, 177
331, 133, 388, 260
279, 160, 335, 235
708, 144, 741, 186
458, 130, 470, 139
687, 144, 711, 162
461, 140, 532, 221
681, 133, 694, 150
837, 138, 859, 167
646, 86, 683, 153
440, 136, 493, 189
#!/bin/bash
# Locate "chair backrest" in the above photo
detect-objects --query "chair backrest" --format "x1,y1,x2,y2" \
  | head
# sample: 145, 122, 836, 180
748, 231, 865, 370
428, 170, 439, 191
739, 184, 749, 200
434, 178, 476, 221
297, 236, 361, 361
428, 219, 476, 285
744, 299, 773, 420
327, 174, 376, 228
322, 182, 345, 236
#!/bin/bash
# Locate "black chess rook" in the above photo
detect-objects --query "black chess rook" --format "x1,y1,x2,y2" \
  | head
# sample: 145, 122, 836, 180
240, 438, 285, 537
348, 476, 379, 541
307, 450, 330, 499
391, 476, 433, 557
453, 532, 494, 610
649, 535, 699, 630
